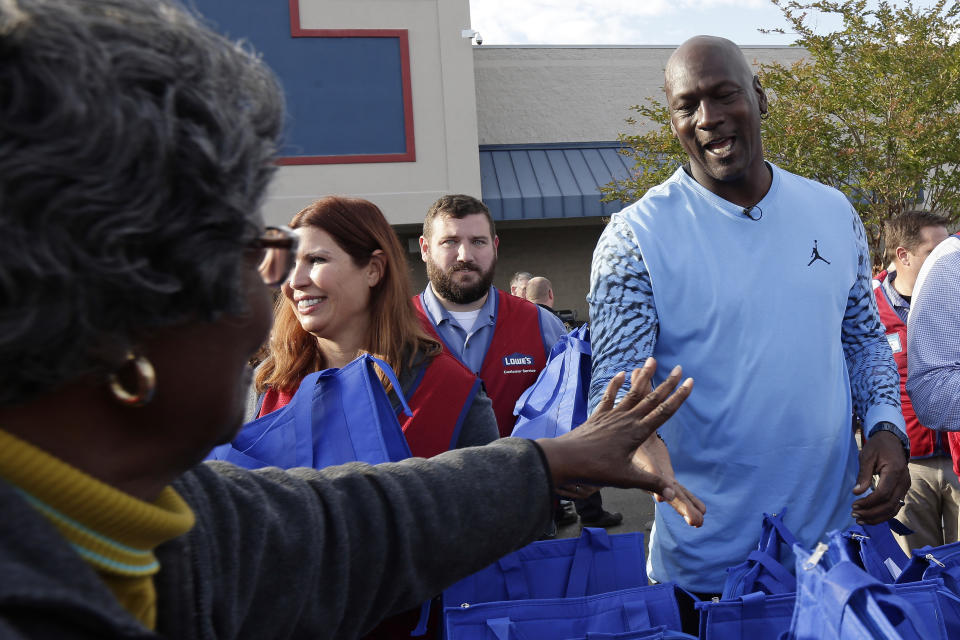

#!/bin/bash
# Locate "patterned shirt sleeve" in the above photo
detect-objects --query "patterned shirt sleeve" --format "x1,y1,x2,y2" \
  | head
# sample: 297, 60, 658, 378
587, 215, 659, 413
841, 208, 905, 434
906, 247, 960, 430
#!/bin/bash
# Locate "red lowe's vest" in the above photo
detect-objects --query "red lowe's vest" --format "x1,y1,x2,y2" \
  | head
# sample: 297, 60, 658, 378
258, 352, 479, 459
401, 351, 481, 457
413, 290, 547, 437
873, 270, 939, 458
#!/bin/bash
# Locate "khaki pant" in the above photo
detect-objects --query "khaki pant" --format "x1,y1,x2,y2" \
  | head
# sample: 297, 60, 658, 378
894, 455, 960, 554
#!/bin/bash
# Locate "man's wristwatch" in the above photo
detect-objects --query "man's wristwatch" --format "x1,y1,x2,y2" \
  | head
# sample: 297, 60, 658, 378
868, 421, 910, 461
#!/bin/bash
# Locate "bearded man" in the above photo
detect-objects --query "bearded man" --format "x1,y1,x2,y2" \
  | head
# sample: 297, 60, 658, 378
414, 194, 566, 437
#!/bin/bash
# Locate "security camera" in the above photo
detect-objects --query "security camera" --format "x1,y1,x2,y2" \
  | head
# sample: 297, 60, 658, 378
461, 29, 482, 46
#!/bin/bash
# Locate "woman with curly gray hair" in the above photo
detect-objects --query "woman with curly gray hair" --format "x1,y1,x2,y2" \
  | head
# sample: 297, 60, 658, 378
0, 1, 699, 638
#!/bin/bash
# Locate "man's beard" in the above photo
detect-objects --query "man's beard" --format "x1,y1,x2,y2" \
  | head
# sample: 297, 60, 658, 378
427, 258, 496, 305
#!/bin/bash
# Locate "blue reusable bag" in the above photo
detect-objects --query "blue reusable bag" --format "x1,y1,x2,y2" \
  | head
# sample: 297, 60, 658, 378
894, 541, 960, 637
443, 527, 647, 611
830, 522, 911, 584
206, 354, 412, 469
787, 542, 932, 639
444, 582, 692, 640
697, 591, 796, 640
511, 324, 590, 439
721, 508, 799, 599
897, 540, 960, 591
564, 625, 697, 639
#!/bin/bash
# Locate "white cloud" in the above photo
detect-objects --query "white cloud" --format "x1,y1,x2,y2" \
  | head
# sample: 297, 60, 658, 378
469, 0, 945, 46
470, 0, 787, 45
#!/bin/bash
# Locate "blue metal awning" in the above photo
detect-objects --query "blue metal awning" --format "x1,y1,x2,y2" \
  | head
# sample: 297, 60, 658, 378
479, 142, 635, 221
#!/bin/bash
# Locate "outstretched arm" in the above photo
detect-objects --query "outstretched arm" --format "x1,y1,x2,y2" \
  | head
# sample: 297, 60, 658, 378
191, 358, 694, 639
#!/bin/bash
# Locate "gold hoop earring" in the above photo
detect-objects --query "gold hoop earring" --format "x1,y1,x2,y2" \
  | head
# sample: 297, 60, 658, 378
107, 351, 156, 407
760, 111, 769, 120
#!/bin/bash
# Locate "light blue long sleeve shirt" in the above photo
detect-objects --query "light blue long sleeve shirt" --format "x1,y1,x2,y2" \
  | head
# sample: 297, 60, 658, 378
907, 235, 960, 431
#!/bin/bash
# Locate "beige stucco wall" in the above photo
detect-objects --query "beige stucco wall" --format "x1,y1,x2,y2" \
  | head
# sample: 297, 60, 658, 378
474, 45, 808, 145
260, 0, 483, 226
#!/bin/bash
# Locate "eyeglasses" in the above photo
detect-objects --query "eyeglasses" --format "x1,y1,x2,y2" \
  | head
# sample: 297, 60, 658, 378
249, 226, 298, 288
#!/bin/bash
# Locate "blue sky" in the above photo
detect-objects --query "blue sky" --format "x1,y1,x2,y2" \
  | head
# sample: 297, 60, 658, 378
468, 0, 942, 46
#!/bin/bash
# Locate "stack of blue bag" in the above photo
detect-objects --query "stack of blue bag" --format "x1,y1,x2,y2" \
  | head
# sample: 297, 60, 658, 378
439, 507, 960, 639
697, 509, 960, 639
506, 325, 960, 639
442, 526, 697, 639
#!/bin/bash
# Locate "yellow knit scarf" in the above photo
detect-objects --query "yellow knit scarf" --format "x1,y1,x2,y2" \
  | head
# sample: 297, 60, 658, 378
0, 429, 195, 629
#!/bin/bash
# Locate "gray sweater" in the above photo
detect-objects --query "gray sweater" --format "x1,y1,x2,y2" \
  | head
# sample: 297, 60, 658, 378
0, 438, 551, 639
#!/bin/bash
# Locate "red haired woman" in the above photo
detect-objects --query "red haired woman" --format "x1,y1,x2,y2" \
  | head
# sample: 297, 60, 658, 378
252, 196, 498, 457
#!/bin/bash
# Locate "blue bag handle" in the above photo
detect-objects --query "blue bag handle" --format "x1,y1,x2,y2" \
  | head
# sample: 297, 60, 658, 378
370, 354, 414, 418
497, 554, 530, 601
761, 510, 800, 558
722, 509, 799, 598
291, 370, 325, 465
484, 617, 537, 640
512, 347, 565, 419
621, 599, 653, 631
821, 562, 925, 636
512, 327, 590, 424
834, 523, 909, 583
566, 527, 613, 597
513, 331, 586, 418
493, 527, 627, 601
315, 354, 412, 417
860, 522, 910, 580
309, 355, 413, 465
485, 617, 514, 640
738, 591, 770, 617
747, 550, 797, 594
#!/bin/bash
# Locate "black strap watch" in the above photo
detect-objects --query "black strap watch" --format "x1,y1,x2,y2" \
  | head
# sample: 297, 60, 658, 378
868, 421, 910, 461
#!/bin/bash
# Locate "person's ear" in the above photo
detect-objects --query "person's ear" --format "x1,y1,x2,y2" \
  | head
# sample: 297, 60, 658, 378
418, 236, 429, 263
494, 235, 500, 254
669, 118, 679, 139
754, 75, 769, 119
367, 250, 385, 287
895, 246, 910, 268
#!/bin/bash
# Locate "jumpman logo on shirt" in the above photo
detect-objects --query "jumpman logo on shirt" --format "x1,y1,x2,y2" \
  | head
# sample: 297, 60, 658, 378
807, 240, 831, 266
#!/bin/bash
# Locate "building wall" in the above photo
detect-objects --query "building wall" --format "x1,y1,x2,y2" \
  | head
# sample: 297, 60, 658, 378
255, 0, 482, 226
474, 45, 808, 144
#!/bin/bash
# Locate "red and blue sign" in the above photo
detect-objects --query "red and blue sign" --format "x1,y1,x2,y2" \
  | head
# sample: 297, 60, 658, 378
191, 0, 415, 164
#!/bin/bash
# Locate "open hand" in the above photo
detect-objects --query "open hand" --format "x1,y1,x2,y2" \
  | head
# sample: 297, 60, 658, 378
631, 434, 705, 527
536, 358, 703, 527
852, 430, 910, 524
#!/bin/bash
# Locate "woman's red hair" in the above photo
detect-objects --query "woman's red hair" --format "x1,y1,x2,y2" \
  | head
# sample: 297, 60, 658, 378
256, 196, 440, 393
